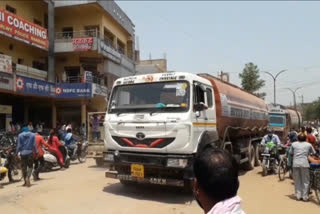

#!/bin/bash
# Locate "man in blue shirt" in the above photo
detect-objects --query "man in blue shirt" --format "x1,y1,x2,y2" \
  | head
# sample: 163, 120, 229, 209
16, 125, 38, 187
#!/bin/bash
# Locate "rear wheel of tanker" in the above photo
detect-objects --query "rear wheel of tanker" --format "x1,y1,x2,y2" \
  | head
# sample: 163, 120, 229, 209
243, 143, 255, 170
254, 144, 261, 167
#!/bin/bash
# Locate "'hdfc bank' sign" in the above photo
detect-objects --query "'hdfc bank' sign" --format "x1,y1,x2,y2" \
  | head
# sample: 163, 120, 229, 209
0, 9, 48, 50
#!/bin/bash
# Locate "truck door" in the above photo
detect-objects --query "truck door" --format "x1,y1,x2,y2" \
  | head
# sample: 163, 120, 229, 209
193, 82, 209, 135
204, 87, 216, 132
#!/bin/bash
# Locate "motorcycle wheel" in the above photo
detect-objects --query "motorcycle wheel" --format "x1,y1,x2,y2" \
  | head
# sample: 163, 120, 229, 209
78, 147, 88, 163
278, 159, 286, 181
9, 164, 23, 182
262, 159, 268, 176
64, 159, 70, 168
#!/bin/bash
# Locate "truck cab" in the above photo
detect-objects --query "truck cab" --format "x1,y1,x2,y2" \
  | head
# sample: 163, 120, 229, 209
103, 72, 216, 187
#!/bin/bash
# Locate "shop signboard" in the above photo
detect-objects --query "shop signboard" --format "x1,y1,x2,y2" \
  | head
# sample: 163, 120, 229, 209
99, 40, 121, 64
15, 75, 55, 97
55, 83, 92, 98
0, 104, 12, 114
92, 83, 108, 97
0, 72, 13, 91
84, 71, 93, 83
0, 54, 12, 74
0, 9, 48, 50
72, 37, 93, 51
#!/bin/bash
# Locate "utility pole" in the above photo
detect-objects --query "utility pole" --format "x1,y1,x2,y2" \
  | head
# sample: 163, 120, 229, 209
286, 87, 302, 110
264, 70, 287, 104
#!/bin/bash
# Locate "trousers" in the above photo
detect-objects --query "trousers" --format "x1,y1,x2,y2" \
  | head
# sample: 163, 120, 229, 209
21, 154, 34, 180
33, 156, 44, 179
292, 167, 310, 200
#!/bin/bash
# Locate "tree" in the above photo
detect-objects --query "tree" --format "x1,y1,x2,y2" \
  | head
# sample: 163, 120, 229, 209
239, 62, 266, 99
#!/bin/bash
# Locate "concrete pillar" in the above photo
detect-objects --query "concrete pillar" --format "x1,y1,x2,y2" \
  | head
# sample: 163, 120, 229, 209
52, 103, 56, 128
24, 105, 29, 124
48, 0, 55, 82
81, 103, 86, 125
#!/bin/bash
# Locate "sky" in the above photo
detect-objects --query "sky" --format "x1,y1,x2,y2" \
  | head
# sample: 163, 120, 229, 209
117, 1, 320, 106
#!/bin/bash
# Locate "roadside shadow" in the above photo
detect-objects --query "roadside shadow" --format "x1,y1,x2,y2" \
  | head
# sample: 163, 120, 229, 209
103, 182, 193, 204
88, 165, 107, 169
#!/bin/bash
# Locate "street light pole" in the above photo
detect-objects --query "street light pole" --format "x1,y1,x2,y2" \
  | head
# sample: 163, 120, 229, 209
264, 70, 287, 104
286, 87, 302, 110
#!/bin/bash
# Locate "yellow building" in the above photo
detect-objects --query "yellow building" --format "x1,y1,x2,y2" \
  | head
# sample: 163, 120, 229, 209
54, 1, 136, 127
0, 0, 50, 130
0, 0, 136, 131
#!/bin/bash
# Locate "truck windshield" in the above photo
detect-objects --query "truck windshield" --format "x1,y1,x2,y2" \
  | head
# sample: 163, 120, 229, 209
269, 115, 286, 127
108, 81, 190, 114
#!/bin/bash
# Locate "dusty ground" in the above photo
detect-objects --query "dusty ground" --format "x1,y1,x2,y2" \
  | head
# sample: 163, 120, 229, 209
0, 159, 319, 214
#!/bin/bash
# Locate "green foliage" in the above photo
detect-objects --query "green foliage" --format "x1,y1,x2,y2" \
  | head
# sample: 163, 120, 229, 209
303, 98, 320, 120
239, 63, 266, 99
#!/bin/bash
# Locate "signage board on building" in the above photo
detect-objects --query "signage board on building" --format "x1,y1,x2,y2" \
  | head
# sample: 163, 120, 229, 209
16, 75, 55, 97
0, 72, 13, 91
55, 83, 92, 98
84, 71, 93, 83
0, 9, 48, 50
99, 40, 121, 64
72, 37, 93, 51
92, 83, 108, 97
0, 54, 12, 74
0, 104, 12, 114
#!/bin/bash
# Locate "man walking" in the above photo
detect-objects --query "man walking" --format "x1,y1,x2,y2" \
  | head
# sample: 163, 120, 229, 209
16, 127, 38, 187
33, 132, 50, 180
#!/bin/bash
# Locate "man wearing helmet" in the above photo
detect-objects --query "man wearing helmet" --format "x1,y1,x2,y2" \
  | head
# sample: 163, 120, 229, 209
261, 128, 281, 163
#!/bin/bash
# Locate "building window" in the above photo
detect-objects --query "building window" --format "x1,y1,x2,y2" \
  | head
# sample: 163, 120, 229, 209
32, 61, 45, 71
104, 27, 115, 48
44, 14, 48, 29
117, 39, 125, 55
6, 5, 16, 14
84, 26, 99, 37
18, 58, 24, 65
62, 27, 73, 39
33, 19, 42, 26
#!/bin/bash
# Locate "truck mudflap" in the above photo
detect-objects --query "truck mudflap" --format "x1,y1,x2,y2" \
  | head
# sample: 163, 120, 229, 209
105, 170, 185, 187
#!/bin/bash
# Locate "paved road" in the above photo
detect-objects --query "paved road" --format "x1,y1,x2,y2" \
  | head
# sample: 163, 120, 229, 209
0, 159, 319, 214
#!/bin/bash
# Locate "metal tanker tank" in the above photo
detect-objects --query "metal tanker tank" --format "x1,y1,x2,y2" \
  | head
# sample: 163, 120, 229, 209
286, 109, 302, 131
199, 74, 269, 141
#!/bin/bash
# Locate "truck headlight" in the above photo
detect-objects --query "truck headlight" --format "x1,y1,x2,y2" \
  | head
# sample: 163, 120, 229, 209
104, 154, 114, 162
167, 158, 188, 168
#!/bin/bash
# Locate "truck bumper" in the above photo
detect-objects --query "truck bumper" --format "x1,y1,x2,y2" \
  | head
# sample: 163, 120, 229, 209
105, 170, 185, 187
104, 150, 194, 187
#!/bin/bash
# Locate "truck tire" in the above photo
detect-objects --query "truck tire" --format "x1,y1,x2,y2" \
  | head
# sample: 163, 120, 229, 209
95, 158, 104, 167
242, 143, 255, 170
254, 144, 261, 167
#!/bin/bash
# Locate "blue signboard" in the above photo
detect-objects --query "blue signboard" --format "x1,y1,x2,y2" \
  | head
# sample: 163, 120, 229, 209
55, 83, 92, 98
16, 75, 55, 97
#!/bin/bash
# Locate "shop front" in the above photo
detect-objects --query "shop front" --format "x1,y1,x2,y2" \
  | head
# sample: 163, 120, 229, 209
0, 104, 12, 131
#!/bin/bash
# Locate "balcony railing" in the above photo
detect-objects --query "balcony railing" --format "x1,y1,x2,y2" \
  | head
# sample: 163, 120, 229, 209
55, 30, 99, 41
64, 75, 106, 86
15, 64, 47, 80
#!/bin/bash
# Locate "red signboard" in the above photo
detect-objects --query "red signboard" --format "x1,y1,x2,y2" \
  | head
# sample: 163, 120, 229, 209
72, 37, 93, 51
0, 9, 48, 50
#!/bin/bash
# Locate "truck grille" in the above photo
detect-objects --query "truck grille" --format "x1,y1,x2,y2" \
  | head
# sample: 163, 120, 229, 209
112, 136, 175, 148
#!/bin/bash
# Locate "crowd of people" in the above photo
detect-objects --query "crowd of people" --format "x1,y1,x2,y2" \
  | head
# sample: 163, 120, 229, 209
12, 123, 79, 187
261, 126, 320, 202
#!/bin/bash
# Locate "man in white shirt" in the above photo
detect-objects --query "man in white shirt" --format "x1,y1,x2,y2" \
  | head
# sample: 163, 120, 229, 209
193, 145, 245, 214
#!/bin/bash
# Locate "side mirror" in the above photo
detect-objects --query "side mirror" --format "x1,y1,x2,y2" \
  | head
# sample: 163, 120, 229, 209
194, 102, 208, 112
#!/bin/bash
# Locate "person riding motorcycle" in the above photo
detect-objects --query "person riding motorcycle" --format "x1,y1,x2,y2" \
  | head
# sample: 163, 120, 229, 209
47, 129, 64, 167
64, 128, 78, 158
261, 129, 281, 163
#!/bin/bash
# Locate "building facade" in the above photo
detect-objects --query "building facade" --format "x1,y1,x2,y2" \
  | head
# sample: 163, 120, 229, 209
0, 0, 136, 131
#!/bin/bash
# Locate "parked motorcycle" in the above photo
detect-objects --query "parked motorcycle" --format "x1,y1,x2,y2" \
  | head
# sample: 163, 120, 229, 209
67, 139, 88, 163
43, 145, 70, 171
0, 148, 23, 183
261, 141, 278, 176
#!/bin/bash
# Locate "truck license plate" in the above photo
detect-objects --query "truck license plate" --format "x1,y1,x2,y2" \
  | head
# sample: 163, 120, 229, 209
131, 164, 144, 178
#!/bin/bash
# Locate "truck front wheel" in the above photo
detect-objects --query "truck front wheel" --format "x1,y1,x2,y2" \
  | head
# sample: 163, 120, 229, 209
242, 143, 255, 170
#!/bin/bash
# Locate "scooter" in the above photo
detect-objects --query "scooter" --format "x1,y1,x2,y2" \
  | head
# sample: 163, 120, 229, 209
43, 145, 70, 171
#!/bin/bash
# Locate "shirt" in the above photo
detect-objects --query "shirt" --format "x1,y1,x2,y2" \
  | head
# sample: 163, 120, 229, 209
48, 136, 62, 150
92, 118, 100, 132
207, 196, 246, 214
35, 134, 49, 157
261, 134, 281, 146
16, 132, 38, 156
306, 134, 316, 149
289, 141, 315, 168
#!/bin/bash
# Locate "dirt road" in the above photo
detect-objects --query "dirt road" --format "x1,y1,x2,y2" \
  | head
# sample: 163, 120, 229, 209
0, 159, 319, 214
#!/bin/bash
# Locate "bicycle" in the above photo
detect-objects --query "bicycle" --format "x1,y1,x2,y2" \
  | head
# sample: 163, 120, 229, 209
309, 164, 320, 204
278, 145, 293, 181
